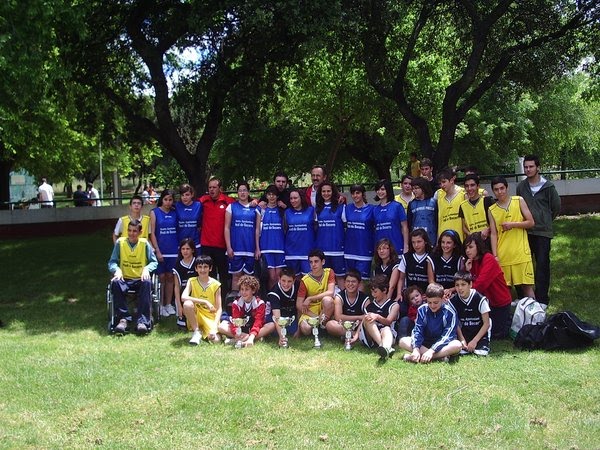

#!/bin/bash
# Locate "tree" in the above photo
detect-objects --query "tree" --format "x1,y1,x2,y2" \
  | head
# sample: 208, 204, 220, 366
357, 0, 599, 171
65, 0, 338, 194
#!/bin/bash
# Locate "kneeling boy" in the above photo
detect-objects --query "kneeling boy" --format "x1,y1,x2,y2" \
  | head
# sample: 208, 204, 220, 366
268, 267, 299, 347
398, 283, 461, 363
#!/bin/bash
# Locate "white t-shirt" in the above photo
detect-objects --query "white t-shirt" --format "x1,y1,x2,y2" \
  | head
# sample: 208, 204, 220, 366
38, 182, 54, 206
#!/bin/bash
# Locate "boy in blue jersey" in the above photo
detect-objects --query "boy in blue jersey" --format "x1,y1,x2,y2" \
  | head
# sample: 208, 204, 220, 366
398, 283, 462, 363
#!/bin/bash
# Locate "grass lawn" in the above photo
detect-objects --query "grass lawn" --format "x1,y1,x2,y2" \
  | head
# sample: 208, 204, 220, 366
1, 215, 599, 449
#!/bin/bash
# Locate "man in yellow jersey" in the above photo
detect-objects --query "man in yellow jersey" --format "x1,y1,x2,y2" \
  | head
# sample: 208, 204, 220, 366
112, 195, 151, 243
488, 177, 536, 299
435, 167, 465, 241
108, 219, 158, 334
459, 174, 494, 240
297, 249, 335, 337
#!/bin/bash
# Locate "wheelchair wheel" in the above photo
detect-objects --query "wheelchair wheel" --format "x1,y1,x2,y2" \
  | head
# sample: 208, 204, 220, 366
151, 273, 161, 324
106, 283, 115, 333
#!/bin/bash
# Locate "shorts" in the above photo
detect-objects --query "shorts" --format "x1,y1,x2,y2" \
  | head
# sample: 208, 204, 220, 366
298, 302, 322, 324
269, 316, 299, 337
228, 255, 255, 274
359, 321, 397, 348
156, 257, 177, 274
324, 255, 346, 276
262, 253, 286, 269
285, 258, 310, 276
189, 304, 218, 336
344, 258, 371, 280
501, 261, 534, 286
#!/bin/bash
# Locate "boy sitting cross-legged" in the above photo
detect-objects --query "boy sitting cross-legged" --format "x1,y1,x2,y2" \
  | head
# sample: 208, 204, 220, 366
398, 282, 462, 363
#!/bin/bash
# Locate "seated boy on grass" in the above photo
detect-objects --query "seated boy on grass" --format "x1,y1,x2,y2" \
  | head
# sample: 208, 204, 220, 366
449, 271, 491, 356
296, 249, 335, 337
325, 269, 369, 348
268, 267, 299, 347
218, 275, 275, 347
181, 255, 222, 345
398, 282, 462, 363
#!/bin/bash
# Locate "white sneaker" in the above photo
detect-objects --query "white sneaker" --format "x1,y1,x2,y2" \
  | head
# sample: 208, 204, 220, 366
160, 306, 170, 317
189, 330, 202, 345
166, 304, 177, 315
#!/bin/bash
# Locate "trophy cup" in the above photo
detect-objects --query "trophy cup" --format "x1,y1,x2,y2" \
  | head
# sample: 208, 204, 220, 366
306, 316, 322, 349
230, 317, 249, 349
276, 315, 295, 348
342, 320, 359, 351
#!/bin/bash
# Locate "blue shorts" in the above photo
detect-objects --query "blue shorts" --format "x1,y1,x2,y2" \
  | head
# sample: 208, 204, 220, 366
156, 257, 177, 275
267, 314, 299, 336
263, 253, 286, 269
344, 258, 371, 280
228, 255, 255, 274
324, 255, 346, 276
285, 258, 310, 276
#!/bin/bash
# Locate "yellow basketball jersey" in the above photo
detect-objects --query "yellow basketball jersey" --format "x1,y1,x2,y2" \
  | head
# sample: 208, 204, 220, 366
460, 198, 488, 233
301, 268, 332, 305
437, 187, 465, 241
118, 237, 148, 279
121, 215, 151, 240
489, 196, 532, 265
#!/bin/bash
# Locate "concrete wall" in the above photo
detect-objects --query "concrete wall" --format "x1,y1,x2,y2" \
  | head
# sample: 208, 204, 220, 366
1, 178, 598, 238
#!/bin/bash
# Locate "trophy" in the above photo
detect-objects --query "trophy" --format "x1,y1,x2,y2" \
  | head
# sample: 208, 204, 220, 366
342, 320, 360, 351
230, 317, 250, 349
306, 316, 322, 349
276, 316, 295, 348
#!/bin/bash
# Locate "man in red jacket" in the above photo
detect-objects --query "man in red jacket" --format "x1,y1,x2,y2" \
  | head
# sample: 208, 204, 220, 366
199, 177, 235, 293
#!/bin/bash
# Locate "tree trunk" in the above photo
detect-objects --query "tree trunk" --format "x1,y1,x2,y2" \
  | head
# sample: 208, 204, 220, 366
0, 154, 13, 210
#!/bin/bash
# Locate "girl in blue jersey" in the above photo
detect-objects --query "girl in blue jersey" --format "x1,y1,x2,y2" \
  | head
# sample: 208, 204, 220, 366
224, 181, 261, 290
284, 188, 315, 276
373, 179, 409, 255
344, 184, 375, 286
407, 176, 438, 245
315, 181, 346, 289
395, 229, 435, 302
150, 189, 179, 317
175, 183, 202, 250
432, 230, 464, 300
172, 238, 197, 328
260, 185, 286, 289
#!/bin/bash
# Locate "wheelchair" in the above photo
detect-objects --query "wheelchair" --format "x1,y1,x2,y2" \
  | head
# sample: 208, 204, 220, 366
106, 273, 161, 333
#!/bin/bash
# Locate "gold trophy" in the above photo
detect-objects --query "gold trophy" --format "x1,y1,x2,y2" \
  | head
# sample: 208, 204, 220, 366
276, 316, 295, 348
342, 320, 360, 351
230, 317, 250, 349
306, 316, 322, 349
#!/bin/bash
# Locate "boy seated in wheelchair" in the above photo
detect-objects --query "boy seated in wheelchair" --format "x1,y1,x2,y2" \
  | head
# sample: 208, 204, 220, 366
108, 219, 158, 334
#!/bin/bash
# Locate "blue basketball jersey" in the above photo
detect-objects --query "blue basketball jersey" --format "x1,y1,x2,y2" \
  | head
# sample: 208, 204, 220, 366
345, 203, 375, 261
260, 206, 285, 254
285, 206, 315, 260
228, 202, 259, 257
407, 198, 437, 245
175, 201, 202, 248
374, 200, 407, 254
316, 203, 345, 256
153, 207, 179, 258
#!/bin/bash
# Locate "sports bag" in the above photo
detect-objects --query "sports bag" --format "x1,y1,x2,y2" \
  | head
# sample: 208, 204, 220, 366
510, 297, 546, 340
514, 311, 600, 350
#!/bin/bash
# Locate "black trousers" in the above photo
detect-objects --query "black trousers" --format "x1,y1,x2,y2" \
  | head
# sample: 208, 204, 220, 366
528, 235, 552, 305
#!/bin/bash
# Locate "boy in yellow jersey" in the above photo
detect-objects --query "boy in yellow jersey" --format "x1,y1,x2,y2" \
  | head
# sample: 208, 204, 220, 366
435, 167, 465, 241
488, 177, 536, 299
459, 174, 494, 240
112, 195, 151, 243
108, 220, 158, 334
182, 255, 222, 345
296, 249, 335, 337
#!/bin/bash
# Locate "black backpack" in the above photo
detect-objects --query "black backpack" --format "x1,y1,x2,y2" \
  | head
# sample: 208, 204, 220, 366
514, 311, 600, 351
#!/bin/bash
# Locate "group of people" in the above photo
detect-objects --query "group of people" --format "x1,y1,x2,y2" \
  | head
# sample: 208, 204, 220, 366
73, 183, 101, 207
107, 155, 561, 362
